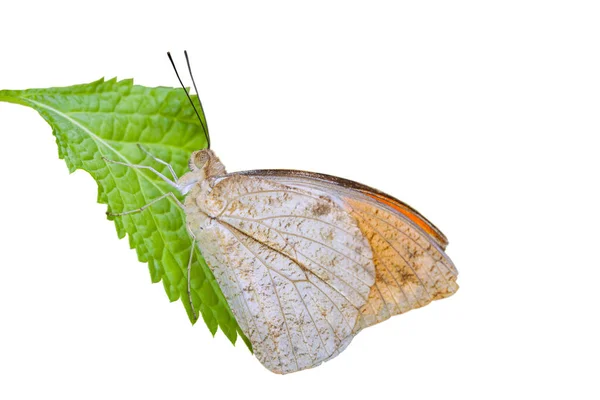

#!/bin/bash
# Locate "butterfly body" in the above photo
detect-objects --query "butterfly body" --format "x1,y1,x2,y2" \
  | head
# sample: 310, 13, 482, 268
179, 149, 459, 374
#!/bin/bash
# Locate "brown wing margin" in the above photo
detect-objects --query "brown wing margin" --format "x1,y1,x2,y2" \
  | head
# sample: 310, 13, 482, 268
234, 169, 449, 250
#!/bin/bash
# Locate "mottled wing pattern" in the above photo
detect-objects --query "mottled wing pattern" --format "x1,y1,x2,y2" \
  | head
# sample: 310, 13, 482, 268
235, 170, 459, 330
187, 175, 376, 373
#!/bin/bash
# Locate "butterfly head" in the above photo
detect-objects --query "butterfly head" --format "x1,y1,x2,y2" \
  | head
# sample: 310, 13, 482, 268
177, 149, 227, 195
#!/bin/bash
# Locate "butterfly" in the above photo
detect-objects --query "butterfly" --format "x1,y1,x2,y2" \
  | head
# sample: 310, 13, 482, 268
107, 52, 459, 374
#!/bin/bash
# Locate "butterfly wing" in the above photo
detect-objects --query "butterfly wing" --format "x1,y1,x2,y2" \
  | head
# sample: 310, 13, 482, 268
187, 175, 376, 373
233, 170, 459, 329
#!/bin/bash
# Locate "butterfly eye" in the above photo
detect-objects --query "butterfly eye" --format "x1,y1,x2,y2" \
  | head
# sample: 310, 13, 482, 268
189, 150, 210, 170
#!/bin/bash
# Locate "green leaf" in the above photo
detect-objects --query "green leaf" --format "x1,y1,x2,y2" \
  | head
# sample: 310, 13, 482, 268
0, 78, 250, 350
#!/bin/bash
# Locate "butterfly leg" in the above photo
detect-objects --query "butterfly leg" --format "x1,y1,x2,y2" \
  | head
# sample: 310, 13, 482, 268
106, 191, 185, 217
106, 187, 200, 320
103, 151, 201, 320
186, 235, 198, 320
136, 144, 179, 182
102, 155, 181, 192
110, 197, 200, 320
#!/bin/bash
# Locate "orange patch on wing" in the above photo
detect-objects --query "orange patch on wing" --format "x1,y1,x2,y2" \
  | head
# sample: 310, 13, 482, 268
364, 192, 448, 249
346, 197, 459, 331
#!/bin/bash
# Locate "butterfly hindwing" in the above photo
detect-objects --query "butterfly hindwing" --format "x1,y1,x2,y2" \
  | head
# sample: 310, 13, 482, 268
187, 174, 376, 373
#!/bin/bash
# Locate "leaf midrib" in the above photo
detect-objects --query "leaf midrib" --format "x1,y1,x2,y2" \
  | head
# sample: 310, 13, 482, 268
26, 97, 192, 304
27, 98, 182, 205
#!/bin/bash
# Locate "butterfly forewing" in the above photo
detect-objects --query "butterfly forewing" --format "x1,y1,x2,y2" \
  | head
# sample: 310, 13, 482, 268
233, 170, 459, 329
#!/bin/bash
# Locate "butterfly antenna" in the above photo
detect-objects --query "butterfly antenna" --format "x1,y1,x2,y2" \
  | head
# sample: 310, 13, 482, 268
184, 50, 210, 149
167, 52, 211, 148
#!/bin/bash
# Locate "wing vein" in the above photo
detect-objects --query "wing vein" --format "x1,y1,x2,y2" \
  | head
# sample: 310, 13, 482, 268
305, 289, 349, 340
269, 269, 332, 357
280, 230, 373, 286
267, 269, 300, 371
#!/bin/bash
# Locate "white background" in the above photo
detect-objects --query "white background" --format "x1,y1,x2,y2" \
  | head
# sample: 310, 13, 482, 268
1, 1, 598, 399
